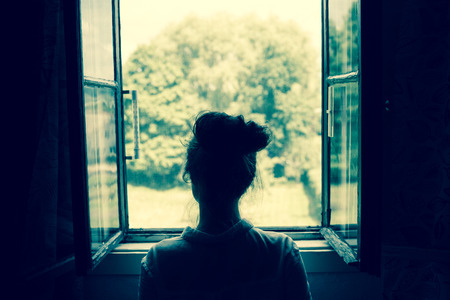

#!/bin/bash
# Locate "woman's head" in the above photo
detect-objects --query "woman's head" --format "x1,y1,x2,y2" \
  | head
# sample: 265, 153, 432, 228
184, 112, 271, 205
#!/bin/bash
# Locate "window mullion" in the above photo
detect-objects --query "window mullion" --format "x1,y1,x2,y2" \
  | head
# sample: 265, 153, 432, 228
321, 0, 331, 228
113, 0, 129, 235
326, 71, 359, 85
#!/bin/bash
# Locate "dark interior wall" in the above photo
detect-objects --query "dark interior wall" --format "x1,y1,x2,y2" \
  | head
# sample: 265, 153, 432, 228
83, 273, 382, 300
381, 0, 450, 298
10, 0, 450, 298
8, 0, 79, 298
383, 0, 450, 250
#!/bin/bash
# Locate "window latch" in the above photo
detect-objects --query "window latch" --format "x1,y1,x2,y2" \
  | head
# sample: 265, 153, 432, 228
123, 90, 140, 160
327, 86, 334, 138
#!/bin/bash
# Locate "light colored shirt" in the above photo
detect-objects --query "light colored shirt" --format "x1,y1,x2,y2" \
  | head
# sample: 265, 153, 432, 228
139, 219, 312, 299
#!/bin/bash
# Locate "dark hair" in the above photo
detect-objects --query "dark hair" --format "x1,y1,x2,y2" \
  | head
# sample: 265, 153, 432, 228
184, 112, 271, 202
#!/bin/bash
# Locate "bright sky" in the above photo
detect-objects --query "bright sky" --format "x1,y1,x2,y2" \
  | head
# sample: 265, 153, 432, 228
120, 0, 322, 62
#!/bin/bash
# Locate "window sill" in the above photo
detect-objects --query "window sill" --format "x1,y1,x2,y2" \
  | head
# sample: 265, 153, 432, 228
89, 240, 359, 275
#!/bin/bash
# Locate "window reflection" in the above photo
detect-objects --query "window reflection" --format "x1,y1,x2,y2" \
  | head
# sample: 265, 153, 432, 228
328, 0, 359, 76
84, 85, 120, 251
81, 0, 115, 80
329, 83, 359, 230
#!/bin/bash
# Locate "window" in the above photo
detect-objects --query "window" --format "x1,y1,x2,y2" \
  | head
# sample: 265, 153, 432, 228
321, 0, 360, 264
74, 0, 382, 273
77, 0, 126, 269
120, 1, 322, 230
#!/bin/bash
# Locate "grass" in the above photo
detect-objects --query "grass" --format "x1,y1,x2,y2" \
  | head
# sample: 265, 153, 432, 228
127, 182, 320, 229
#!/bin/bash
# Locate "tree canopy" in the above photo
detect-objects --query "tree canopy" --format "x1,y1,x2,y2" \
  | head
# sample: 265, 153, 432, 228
123, 13, 321, 190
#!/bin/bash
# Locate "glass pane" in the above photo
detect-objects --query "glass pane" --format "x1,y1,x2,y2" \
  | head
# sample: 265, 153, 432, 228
121, 0, 322, 228
328, 0, 359, 76
84, 85, 120, 252
80, 0, 114, 80
329, 82, 359, 233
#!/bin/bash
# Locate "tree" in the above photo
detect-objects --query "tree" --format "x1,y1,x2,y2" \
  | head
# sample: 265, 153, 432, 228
123, 13, 320, 189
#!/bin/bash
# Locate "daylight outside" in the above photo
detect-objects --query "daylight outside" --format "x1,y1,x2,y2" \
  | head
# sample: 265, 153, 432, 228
120, 0, 322, 229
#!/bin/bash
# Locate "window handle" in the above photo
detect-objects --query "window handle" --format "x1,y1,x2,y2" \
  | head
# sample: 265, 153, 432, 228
123, 90, 140, 160
327, 86, 334, 138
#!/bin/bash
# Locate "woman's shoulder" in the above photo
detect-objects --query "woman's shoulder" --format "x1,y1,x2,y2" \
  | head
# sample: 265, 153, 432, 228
141, 236, 188, 271
250, 225, 294, 242
147, 235, 187, 255
247, 226, 298, 254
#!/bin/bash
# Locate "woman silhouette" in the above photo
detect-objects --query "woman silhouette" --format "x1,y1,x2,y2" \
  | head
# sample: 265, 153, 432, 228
139, 112, 312, 299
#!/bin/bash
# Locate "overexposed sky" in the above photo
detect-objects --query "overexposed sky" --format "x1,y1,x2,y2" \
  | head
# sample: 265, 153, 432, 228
119, 0, 322, 62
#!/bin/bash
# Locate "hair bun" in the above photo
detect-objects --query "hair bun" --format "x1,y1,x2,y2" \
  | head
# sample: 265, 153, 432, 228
193, 112, 271, 156
241, 119, 271, 153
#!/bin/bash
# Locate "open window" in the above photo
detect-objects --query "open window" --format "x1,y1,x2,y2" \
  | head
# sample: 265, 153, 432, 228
73, 0, 380, 275
321, 0, 360, 265
120, 1, 323, 236
73, 0, 127, 272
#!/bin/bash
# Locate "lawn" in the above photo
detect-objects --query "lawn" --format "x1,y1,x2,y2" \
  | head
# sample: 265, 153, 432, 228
127, 182, 320, 229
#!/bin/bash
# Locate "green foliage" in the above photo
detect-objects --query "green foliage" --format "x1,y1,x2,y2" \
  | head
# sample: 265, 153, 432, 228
123, 13, 321, 190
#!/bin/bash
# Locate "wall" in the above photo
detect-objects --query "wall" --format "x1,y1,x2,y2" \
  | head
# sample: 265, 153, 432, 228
83, 273, 381, 300
82, 250, 382, 299
381, 0, 450, 298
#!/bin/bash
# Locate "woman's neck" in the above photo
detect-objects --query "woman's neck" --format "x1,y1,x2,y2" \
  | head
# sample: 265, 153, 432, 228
196, 201, 241, 235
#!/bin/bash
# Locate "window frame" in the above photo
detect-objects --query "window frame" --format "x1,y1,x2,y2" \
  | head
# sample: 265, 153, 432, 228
357, 0, 382, 276
120, 0, 328, 241
70, 0, 128, 275
71, 0, 381, 276
319, 0, 361, 266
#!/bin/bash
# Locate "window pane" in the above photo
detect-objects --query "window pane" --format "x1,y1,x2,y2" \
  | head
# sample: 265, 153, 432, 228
84, 85, 120, 252
329, 82, 359, 232
121, 0, 322, 228
80, 0, 114, 80
328, 0, 359, 76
